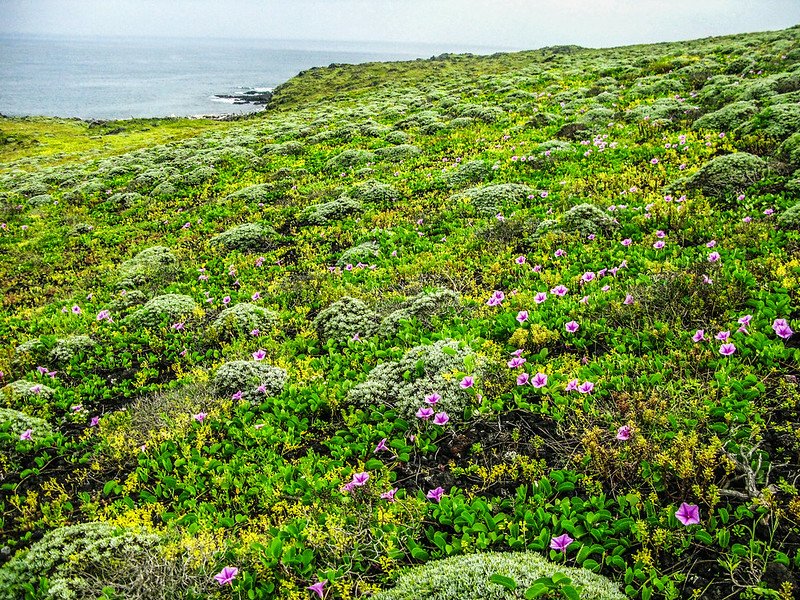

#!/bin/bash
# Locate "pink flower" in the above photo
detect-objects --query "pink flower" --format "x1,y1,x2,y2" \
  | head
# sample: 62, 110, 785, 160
715, 331, 730, 342
460, 376, 474, 389
214, 566, 238, 586
564, 320, 579, 333
96, 309, 111, 321
650, 158, 659, 165
578, 381, 595, 394
427, 487, 445, 502
516, 310, 529, 323
425, 392, 441, 405
252, 349, 267, 361
231, 390, 243, 400
531, 372, 548, 388
90, 416, 100, 427
72, 305, 82, 315
554, 248, 566, 258
433, 412, 450, 426
719, 343, 736, 356
307, 581, 326, 599
653, 240, 665, 250
351, 471, 369, 487
515, 255, 526, 265
675, 502, 700, 526
616, 425, 632, 441
621, 238, 632, 247
708, 252, 721, 263
374, 438, 388, 453
707, 240, 717, 248
251, 292, 261, 300
19, 429, 32, 441
256, 384, 267, 394
775, 323, 793, 340
516, 372, 530, 386
550, 533, 574, 553
508, 357, 527, 368
738, 315, 752, 326
551, 285, 568, 297
416, 407, 434, 420
692, 329, 705, 343
565, 379, 579, 392
250, 328, 260, 336
193, 412, 207, 423
381, 488, 398, 502
222, 296, 231, 305
534, 292, 548, 304
656, 230, 666, 238
581, 271, 595, 283
623, 294, 634, 305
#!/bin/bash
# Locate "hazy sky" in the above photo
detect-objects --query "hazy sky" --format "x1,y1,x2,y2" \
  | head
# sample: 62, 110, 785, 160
1, 0, 799, 51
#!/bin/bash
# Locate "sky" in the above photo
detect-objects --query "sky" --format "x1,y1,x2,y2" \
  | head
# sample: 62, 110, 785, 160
1, 0, 799, 51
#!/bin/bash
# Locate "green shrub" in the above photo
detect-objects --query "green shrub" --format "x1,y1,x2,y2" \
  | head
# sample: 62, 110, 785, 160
673, 152, 767, 203
325, 149, 376, 171
337, 240, 380, 266
301, 195, 363, 225
0, 522, 211, 600
692, 100, 758, 132
442, 160, 491, 189
374, 144, 422, 162
380, 289, 461, 335
183, 165, 217, 186
349, 179, 400, 204
779, 132, 800, 167
373, 552, 625, 600
211, 223, 275, 252
313, 296, 381, 342
740, 103, 800, 140
1, 380, 56, 409
0, 408, 53, 448
211, 302, 277, 338
126, 294, 197, 328
224, 183, 275, 203
560, 203, 618, 236
777, 202, 800, 230
213, 360, 287, 400
107, 191, 144, 208
117, 246, 179, 289
347, 338, 479, 421
452, 183, 534, 216
28, 193, 53, 207
384, 130, 410, 144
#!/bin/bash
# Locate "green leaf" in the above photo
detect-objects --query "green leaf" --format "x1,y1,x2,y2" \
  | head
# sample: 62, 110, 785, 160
489, 574, 517, 590
411, 547, 429, 561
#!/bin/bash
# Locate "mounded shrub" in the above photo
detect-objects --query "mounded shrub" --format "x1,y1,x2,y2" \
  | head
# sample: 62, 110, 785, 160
0, 522, 211, 600
672, 152, 766, 203
107, 191, 144, 208
380, 289, 461, 335
740, 103, 800, 140
301, 195, 363, 225
183, 165, 217, 186
27, 194, 53, 207
452, 183, 534, 216
0, 408, 54, 448
337, 240, 380, 266
213, 360, 287, 400
347, 338, 479, 421
560, 203, 618, 236
374, 144, 422, 162
325, 149, 376, 171
49, 335, 96, 365
126, 294, 197, 328
314, 296, 381, 342
211, 302, 277, 338
779, 132, 800, 167
777, 202, 800, 230
211, 222, 275, 252
372, 552, 626, 600
384, 130, 409, 144
349, 179, 400, 204
117, 246, 179, 289
1, 381, 56, 411
224, 183, 275, 203
442, 159, 491, 189
692, 101, 759, 132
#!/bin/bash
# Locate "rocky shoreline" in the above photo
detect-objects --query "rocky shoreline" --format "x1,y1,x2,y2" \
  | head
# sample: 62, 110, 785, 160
213, 89, 273, 105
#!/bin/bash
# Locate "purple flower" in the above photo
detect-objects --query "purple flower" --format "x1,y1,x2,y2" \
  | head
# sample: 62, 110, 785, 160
565, 320, 579, 333
214, 566, 238, 586
565, 378, 579, 392
425, 392, 441, 405
738, 315, 752, 326
516, 372, 530, 386
19, 429, 32, 441
551, 285, 568, 297
416, 407, 434, 420
508, 357, 527, 368
675, 502, 700, 526
307, 581, 325, 599
90, 416, 100, 427
96, 309, 111, 321
351, 471, 369, 487
252, 349, 267, 361
581, 271, 595, 284
516, 310, 529, 323
72, 305, 82, 315
577, 381, 595, 394
232, 390, 243, 400
374, 438, 389, 453
433, 412, 450, 426
621, 238, 632, 247
775, 324, 794, 340
515, 255, 526, 265
616, 425, 632, 441
172, 322, 185, 331
426, 487, 445, 502
554, 249, 566, 258
707, 240, 717, 248
653, 240, 665, 250
550, 533, 574, 553
193, 412, 207, 423
250, 328, 260, 336
623, 294, 634, 305
719, 343, 736, 357
460, 376, 474, 389
531, 372, 548, 388
692, 329, 705, 343
708, 252, 721, 263
534, 292, 548, 304
381, 488, 398, 502
222, 296, 231, 305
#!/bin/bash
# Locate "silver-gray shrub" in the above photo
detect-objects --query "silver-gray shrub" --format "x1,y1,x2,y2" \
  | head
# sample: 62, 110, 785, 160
0, 408, 54, 448
692, 101, 759, 132
347, 339, 478, 421
384, 130, 410, 144
561, 203, 618, 236
442, 160, 491, 189
739, 103, 800, 140
126, 294, 197, 328
672, 152, 766, 203
1, 381, 56, 411
49, 335, 96, 365
211, 302, 277, 338
380, 289, 462, 335
210, 223, 275, 252
301, 196, 363, 225
314, 296, 381, 342
213, 360, 287, 400
777, 202, 800, 231
349, 179, 400, 204
325, 149, 377, 171
0, 522, 214, 600
374, 144, 422, 163
117, 246, 179, 289
452, 183, 534, 217
372, 552, 625, 600
337, 241, 380, 266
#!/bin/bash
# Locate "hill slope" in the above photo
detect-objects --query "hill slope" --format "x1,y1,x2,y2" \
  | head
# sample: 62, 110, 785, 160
1, 26, 799, 600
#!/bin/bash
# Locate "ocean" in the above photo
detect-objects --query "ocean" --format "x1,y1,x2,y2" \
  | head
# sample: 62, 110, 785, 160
0, 34, 507, 120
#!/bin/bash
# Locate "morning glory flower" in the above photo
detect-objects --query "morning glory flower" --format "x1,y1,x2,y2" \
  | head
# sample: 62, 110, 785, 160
307, 581, 325, 599
719, 343, 736, 356
252, 349, 267, 361
460, 376, 474, 389
692, 329, 705, 343
416, 407, 434, 420
550, 533, 574, 554
425, 393, 441, 405
516, 310, 529, 323
351, 471, 370, 487
616, 425, 632, 441
433, 412, 450, 426
551, 285, 568, 297
708, 252, 721, 263
531, 373, 548, 388
675, 502, 700, 526
214, 566, 238, 586
534, 292, 547, 304
508, 357, 527, 368
193, 412, 207, 423
19, 429, 32, 441
374, 438, 389, 453
427, 487, 445, 502
565, 321, 579, 333
381, 488, 398, 502
565, 379, 579, 392
577, 381, 595, 394
516, 373, 530, 386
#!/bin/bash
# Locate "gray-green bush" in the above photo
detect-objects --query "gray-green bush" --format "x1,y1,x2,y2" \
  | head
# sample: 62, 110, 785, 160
213, 360, 287, 400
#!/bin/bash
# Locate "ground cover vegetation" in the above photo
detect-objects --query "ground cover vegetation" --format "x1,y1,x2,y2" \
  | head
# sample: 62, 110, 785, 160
1, 25, 800, 600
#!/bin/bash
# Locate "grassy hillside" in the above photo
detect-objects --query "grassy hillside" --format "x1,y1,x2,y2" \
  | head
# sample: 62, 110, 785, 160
1, 25, 800, 600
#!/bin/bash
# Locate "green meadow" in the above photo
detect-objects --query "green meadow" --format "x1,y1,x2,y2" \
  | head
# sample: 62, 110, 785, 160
1, 25, 799, 600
